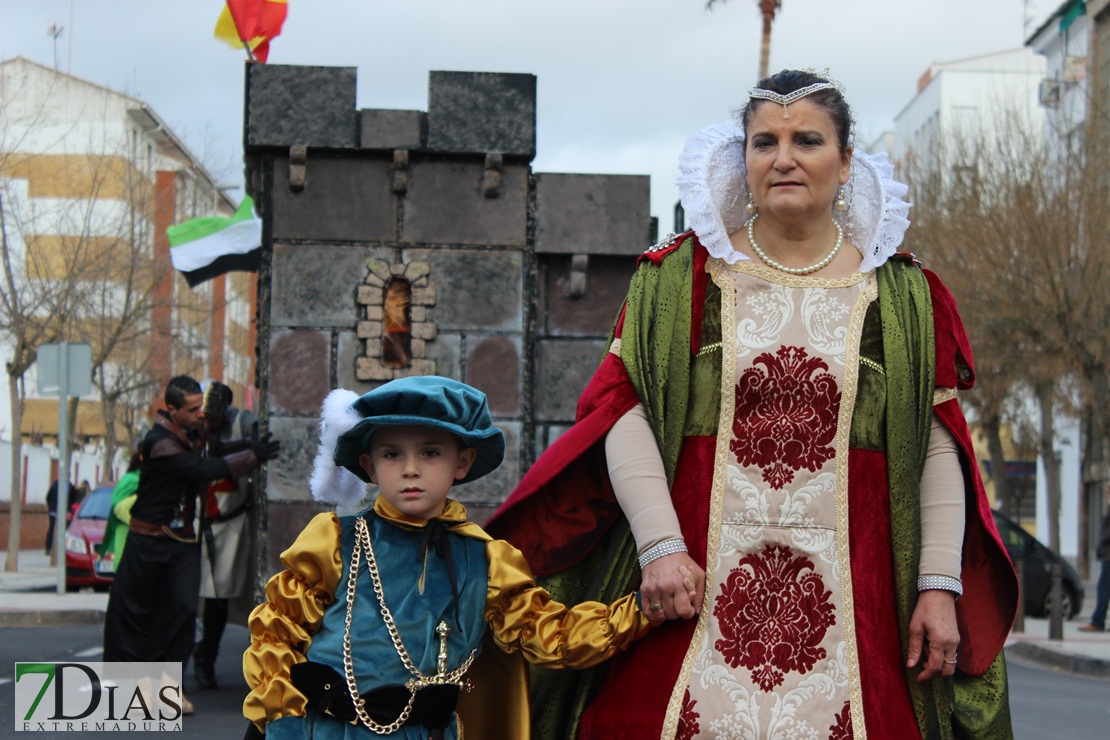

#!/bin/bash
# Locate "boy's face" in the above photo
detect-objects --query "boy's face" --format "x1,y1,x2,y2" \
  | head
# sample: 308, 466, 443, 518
359, 425, 476, 521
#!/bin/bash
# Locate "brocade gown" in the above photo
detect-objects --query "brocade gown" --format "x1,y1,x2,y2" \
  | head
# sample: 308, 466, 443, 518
673, 260, 875, 738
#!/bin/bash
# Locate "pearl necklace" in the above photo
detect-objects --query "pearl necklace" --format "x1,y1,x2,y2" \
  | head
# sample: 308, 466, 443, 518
746, 212, 843, 275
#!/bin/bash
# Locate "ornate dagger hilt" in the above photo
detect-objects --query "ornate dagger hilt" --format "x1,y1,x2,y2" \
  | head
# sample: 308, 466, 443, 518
435, 620, 450, 677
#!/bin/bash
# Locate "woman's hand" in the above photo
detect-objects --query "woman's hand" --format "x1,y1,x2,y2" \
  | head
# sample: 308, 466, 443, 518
640, 552, 705, 624
906, 589, 960, 682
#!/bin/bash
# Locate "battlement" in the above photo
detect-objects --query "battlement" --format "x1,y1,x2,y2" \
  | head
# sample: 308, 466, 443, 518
243, 63, 654, 572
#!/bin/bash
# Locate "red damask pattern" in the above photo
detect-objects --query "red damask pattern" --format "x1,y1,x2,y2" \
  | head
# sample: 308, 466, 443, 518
731, 345, 841, 489
676, 689, 699, 740
713, 544, 836, 692
828, 701, 853, 739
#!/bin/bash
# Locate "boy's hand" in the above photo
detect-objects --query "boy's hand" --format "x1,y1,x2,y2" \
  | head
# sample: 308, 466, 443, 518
640, 552, 705, 624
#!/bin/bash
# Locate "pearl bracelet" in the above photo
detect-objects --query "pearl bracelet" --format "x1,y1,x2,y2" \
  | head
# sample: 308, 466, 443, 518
638, 538, 688, 569
917, 575, 963, 598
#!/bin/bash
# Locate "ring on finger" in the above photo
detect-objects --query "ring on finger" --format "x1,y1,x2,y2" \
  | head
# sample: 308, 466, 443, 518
650, 602, 663, 611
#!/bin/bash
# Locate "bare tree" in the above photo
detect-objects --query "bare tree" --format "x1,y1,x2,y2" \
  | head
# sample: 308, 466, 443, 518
0, 90, 178, 569
0, 65, 74, 569
902, 103, 1110, 555
1, 59, 250, 573
0, 178, 90, 570
48, 140, 234, 485
60, 141, 173, 474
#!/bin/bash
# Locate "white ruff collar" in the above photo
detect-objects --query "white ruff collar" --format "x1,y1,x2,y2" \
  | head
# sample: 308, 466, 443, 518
675, 121, 911, 272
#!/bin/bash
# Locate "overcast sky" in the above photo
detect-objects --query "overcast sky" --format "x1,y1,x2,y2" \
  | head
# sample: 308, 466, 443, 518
2, 0, 1055, 226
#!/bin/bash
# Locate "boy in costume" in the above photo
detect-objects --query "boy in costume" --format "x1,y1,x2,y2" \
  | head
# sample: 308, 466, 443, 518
243, 376, 655, 739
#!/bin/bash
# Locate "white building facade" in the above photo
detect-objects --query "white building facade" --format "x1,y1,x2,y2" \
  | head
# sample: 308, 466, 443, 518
892, 48, 1047, 180
1028, 0, 1110, 571
0, 57, 253, 507
1028, 0, 1095, 141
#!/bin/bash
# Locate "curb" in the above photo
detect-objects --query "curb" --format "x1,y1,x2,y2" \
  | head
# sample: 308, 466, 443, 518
0, 609, 106, 628
1007, 641, 1110, 680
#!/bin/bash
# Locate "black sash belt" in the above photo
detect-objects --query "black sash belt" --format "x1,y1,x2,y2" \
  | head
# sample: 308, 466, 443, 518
290, 661, 460, 731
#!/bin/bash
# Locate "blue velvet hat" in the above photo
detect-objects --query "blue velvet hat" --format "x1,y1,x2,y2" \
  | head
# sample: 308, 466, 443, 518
332, 376, 505, 485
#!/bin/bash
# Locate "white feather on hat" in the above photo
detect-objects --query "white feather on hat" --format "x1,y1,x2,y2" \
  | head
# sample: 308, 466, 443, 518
309, 389, 367, 507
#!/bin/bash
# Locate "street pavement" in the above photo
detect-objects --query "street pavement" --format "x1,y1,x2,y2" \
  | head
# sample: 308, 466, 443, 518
5, 549, 1110, 677
2, 548, 1108, 737
0, 550, 109, 627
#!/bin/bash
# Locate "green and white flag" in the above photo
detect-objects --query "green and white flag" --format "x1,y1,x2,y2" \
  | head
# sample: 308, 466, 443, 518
167, 196, 261, 287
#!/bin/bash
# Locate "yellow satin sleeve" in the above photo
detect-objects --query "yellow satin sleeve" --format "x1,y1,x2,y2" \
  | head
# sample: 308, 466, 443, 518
242, 512, 344, 731
483, 538, 652, 669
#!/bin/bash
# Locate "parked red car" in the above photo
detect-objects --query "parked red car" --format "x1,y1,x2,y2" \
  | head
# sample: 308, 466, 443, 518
64, 483, 115, 590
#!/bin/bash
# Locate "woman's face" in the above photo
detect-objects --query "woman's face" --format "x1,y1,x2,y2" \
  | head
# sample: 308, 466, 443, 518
745, 98, 851, 224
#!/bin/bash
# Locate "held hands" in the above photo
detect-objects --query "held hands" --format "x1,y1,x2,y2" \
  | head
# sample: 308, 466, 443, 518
906, 589, 960, 682
640, 552, 706, 625
249, 431, 282, 463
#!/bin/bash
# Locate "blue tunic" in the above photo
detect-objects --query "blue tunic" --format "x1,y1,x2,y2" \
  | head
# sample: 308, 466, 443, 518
268, 511, 490, 740
247, 499, 650, 739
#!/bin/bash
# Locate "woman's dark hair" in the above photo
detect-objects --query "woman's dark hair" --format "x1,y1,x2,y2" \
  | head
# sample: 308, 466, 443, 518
741, 69, 853, 154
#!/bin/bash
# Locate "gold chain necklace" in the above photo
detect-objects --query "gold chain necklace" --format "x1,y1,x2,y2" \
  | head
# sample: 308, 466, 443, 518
746, 212, 843, 275
342, 516, 477, 734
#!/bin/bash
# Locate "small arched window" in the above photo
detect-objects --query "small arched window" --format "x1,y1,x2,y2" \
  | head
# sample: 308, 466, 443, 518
382, 277, 412, 368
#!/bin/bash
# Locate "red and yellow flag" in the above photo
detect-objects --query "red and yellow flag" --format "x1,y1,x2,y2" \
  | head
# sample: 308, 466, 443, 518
214, 0, 288, 63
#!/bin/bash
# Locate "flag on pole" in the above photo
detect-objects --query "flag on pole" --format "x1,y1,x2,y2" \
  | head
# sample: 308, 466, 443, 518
214, 0, 289, 63
167, 196, 262, 288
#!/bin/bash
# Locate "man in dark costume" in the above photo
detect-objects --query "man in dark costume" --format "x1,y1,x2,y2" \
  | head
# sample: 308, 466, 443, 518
103, 375, 279, 697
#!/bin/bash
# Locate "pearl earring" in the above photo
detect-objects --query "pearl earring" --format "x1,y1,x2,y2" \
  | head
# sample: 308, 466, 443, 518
834, 186, 847, 212
746, 194, 757, 216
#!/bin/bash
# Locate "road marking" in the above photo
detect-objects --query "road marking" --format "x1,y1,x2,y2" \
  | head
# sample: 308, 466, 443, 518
74, 646, 103, 658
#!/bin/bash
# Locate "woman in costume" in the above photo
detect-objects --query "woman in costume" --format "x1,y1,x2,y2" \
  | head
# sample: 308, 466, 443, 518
488, 69, 1017, 739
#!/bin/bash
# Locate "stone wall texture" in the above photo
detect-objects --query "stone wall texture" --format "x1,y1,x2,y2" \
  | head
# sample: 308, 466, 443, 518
245, 65, 651, 583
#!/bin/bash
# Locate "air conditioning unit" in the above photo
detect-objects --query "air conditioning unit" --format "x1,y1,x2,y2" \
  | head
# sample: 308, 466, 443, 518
1039, 78, 1062, 107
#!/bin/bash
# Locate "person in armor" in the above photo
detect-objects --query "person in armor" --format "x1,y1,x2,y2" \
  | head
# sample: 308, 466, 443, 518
194, 381, 261, 689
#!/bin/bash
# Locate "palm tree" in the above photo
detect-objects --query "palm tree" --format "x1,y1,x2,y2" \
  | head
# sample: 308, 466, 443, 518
707, 1, 783, 80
